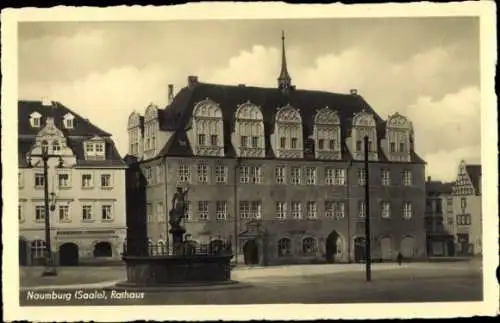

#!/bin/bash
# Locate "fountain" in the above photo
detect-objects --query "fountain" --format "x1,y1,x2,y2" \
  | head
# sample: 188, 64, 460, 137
111, 186, 247, 291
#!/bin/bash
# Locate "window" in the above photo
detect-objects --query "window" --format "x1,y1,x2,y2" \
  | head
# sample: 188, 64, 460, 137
318, 139, 324, 150
447, 216, 453, 225
34, 173, 44, 188
381, 201, 391, 218
53, 141, 61, 152
31, 240, 46, 259
251, 136, 259, 148
250, 166, 262, 184
82, 174, 93, 188
32, 117, 41, 128
461, 197, 467, 209
291, 201, 302, 219
278, 238, 291, 257
216, 201, 227, 220
82, 205, 93, 221
102, 205, 113, 221
95, 143, 104, 153
359, 200, 366, 218
306, 201, 317, 219
368, 141, 373, 152
302, 238, 317, 255
399, 142, 406, 152
358, 168, 366, 186
184, 201, 192, 220
381, 169, 391, 186
18, 204, 25, 222
280, 137, 286, 149
241, 136, 248, 148
275, 166, 286, 184
457, 214, 471, 225
215, 164, 227, 183
326, 168, 335, 185
155, 203, 164, 222
325, 201, 335, 217
145, 167, 153, 184
305, 167, 316, 185
334, 201, 345, 219
35, 205, 45, 221
356, 140, 362, 151
58, 174, 70, 188
198, 201, 209, 220
403, 202, 412, 219
41, 140, 49, 152
178, 164, 191, 183
240, 166, 250, 184
65, 118, 74, 129
403, 170, 413, 186
390, 142, 396, 152
197, 163, 208, 183
240, 201, 261, 219
100, 174, 112, 188
85, 142, 94, 153
276, 202, 287, 219
291, 137, 298, 149
18, 172, 24, 188
329, 139, 336, 150
58, 205, 70, 222
334, 168, 345, 185
146, 204, 153, 223
291, 167, 301, 185
210, 135, 218, 146
198, 134, 206, 146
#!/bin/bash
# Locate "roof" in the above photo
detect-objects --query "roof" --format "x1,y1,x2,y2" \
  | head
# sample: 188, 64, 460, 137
18, 100, 126, 168
18, 100, 111, 137
426, 180, 454, 195
465, 164, 482, 194
154, 82, 425, 163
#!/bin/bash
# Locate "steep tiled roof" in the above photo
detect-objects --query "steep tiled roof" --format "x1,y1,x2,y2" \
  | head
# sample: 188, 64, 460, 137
465, 164, 482, 195
156, 82, 425, 164
18, 100, 126, 167
426, 180, 454, 195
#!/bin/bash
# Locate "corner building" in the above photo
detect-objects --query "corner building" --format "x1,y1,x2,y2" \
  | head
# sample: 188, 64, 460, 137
126, 34, 427, 265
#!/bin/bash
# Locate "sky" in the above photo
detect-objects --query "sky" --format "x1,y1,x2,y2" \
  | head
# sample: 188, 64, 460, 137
18, 17, 481, 182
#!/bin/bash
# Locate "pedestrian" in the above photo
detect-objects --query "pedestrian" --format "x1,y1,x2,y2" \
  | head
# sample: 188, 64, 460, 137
397, 252, 403, 266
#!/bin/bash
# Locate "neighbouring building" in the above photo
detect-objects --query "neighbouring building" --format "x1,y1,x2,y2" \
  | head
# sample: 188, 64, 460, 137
424, 178, 455, 257
18, 100, 127, 266
125, 33, 427, 265
447, 160, 482, 256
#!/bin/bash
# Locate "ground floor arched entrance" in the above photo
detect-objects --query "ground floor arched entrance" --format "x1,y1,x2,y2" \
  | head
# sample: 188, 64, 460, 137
401, 236, 416, 259
243, 239, 259, 265
354, 237, 366, 263
19, 239, 28, 266
380, 237, 393, 261
325, 230, 340, 263
59, 243, 79, 266
93, 241, 113, 258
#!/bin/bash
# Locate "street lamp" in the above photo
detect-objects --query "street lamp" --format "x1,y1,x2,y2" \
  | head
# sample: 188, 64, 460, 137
27, 143, 63, 276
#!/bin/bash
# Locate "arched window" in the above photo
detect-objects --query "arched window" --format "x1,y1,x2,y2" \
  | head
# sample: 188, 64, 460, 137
302, 237, 318, 255
193, 98, 224, 156
277, 237, 291, 257
274, 104, 303, 159
351, 109, 377, 161
41, 140, 49, 152
385, 113, 412, 162
234, 102, 265, 157
31, 239, 46, 259
314, 107, 341, 160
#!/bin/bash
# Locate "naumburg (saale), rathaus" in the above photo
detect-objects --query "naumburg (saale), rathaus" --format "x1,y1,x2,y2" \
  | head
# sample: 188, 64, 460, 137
18, 99, 127, 266
125, 33, 427, 266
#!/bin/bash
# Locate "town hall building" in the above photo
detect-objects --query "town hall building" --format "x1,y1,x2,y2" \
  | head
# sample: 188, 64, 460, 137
125, 33, 427, 265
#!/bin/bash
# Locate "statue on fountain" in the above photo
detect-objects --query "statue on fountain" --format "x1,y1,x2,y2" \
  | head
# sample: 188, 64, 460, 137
169, 186, 189, 231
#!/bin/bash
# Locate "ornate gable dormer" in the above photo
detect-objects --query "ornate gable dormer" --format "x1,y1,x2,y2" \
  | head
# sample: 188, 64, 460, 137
143, 104, 159, 156
452, 160, 475, 196
349, 109, 378, 161
273, 104, 303, 159
84, 135, 106, 160
313, 106, 341, 160
232, 101, 265, 158
191, 98, 224, 157
127, 111, 143, 157
29, 111, 42, 128
383, 112, 412, 162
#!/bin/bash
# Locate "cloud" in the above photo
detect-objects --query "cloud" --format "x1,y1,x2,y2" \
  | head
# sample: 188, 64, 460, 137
19, 40, 479, 181
423, 145, 481, 182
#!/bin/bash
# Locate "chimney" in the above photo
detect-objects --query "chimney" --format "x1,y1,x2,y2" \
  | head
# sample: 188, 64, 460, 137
168, 84, 174, 104
41, 97, 52, 106
187, 75, 199, 88
350, 89, 358, 95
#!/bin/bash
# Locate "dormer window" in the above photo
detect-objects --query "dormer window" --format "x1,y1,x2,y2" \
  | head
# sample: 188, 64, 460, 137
384, 113, 412, 162
84, 138, 106, 160
313, 107, 341, 160
30, 111, 42, 128
192, 98, 224, 157
350, 109, 378, 161
274, 104, 303, 159
63, 113, 75, 129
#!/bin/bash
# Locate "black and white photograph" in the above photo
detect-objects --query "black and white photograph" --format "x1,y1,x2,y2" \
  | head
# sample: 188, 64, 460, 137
2, 2, 498, 321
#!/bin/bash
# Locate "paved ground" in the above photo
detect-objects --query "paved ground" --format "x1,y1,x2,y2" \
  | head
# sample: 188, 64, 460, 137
19, 260, 483, 305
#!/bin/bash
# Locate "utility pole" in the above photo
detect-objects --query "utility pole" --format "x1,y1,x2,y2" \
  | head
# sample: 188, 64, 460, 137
233, 158, 241, 264
364, 135, 372, 282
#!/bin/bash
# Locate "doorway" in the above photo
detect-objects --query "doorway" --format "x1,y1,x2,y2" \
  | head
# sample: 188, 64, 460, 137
19, 239, 28, 266
325, 230, 339, 263
243, 239, 259, 265
59, 243, 79, 266
354, 237, 366, 263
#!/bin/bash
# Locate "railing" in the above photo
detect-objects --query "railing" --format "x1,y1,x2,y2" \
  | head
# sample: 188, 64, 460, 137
123, 240, 233, 257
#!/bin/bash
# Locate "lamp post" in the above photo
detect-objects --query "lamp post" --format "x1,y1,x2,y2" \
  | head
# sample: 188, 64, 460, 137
27, 144, 62, 276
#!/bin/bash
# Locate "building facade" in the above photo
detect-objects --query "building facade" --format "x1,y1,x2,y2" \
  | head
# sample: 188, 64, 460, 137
125, 34, 427, 265
447, 160, 482, 256
19, 100, 127, 266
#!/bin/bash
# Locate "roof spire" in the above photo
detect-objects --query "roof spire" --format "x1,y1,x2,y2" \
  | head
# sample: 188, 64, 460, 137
278, 30, 292, 91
